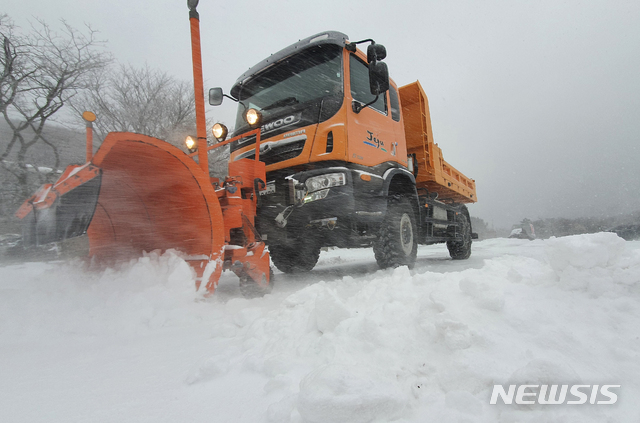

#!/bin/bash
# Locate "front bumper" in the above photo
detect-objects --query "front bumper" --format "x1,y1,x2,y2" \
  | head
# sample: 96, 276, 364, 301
257, 166, 387, 246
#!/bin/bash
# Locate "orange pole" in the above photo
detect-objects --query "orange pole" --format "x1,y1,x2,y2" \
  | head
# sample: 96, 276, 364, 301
253, 130, 261, 209
188, 9, 209, 175
254, 130, 261, 168
85, 122, 93, 162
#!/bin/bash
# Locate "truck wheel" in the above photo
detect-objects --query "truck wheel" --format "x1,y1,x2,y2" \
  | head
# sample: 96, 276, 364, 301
239, 267, 274, 298
269, 242, 321, 274
374, 197, 418, 269
447, 212, 472, 260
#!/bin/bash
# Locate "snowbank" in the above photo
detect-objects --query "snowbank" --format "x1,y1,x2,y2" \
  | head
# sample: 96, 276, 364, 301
0, 250, 210, 340
0, 234, 639, 422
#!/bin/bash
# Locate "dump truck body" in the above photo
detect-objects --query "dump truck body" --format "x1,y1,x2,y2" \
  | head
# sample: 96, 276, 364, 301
400, 81, 477, 203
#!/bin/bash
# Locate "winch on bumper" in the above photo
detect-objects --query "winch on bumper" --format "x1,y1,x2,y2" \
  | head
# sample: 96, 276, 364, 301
257, 166, 388, 247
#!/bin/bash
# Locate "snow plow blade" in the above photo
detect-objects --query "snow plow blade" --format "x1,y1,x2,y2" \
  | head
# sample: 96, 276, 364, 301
85, 132, 225, 264
16, 164, 102, 247
13, 3, 275, 296
16, 132, 225, 267
15, 131, 273, 295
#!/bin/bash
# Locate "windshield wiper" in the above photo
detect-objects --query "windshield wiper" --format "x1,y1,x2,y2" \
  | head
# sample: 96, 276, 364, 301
262, 96, 299, 111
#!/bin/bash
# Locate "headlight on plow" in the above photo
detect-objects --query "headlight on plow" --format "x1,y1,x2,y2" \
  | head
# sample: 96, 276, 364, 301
185, 135, 197, 152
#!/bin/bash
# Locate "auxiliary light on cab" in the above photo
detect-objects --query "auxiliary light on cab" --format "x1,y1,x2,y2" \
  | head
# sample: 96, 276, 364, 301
245, 108, 262, 126
212, 123, 228, 141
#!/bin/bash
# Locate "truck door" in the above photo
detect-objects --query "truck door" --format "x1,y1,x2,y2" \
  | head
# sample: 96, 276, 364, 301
346, 54, 397, 168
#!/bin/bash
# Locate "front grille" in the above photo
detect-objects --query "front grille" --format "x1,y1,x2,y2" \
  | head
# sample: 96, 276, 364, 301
230, 135, 257, 153
241, 139, 306, 165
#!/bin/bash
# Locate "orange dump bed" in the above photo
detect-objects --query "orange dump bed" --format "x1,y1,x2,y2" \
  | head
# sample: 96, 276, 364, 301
399, 81, 477, 204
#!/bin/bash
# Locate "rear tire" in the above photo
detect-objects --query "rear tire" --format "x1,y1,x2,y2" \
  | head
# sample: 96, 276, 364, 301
374, 196, 418, 269
447, 211, 472, 260
269, 241, 321, 274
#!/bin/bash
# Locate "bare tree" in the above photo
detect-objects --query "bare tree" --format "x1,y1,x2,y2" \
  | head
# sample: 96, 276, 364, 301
72, 64, 197, 145
0, 14, 110, 201
71, 63, 234, 178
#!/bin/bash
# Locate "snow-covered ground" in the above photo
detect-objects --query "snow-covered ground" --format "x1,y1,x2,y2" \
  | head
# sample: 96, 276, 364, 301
1, 234, 639, 422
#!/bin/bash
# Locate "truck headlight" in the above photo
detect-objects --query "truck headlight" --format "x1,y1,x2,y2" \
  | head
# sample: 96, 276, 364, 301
305, 173, 346, 193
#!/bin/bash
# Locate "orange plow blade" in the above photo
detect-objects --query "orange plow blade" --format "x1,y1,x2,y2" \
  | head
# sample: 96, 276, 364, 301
88, 133, 224, 260
16, 131, 273, 295
16, 132, 226, 292
87, 133, 225, 288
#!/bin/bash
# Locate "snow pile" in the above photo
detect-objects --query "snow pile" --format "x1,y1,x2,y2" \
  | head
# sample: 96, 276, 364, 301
188, 233, 639, 422
0, 250, 213, 341
546, 232, 638, 295
297, 364, 406, 423
1, 234, 639, 422
546, 232, 626, 271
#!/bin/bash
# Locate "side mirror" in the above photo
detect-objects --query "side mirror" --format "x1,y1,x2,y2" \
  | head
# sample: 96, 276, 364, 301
209, 87, 224, 106
367, 44, 387, 63
369, 61, 389, 96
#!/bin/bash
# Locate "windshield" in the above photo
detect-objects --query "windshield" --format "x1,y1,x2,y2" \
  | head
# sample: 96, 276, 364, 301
235, 44, 343, 130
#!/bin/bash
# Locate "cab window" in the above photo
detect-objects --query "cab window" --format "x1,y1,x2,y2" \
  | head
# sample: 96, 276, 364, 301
349, 55, 387, 114
389, 86, 401, 122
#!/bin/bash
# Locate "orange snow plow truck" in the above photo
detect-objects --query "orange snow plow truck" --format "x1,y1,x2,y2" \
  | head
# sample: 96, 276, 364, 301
15, 1, 477, 297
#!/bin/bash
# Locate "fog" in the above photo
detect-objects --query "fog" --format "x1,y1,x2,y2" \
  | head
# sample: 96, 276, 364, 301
5, 0, 640, 228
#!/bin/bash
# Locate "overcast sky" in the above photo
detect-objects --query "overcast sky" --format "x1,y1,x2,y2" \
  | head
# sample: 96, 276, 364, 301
4, 0, 640, 228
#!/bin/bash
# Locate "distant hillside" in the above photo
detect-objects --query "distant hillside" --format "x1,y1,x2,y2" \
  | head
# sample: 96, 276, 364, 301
523, 213, 640, 240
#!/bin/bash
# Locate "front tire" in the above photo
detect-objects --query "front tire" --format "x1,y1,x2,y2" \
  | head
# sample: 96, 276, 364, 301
374, 196, 418, 269
269, 241, 321, 274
